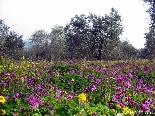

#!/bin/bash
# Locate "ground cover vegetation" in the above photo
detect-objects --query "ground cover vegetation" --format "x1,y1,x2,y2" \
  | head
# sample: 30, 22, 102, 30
0, 56, 155, 116
0, 1, 155, 115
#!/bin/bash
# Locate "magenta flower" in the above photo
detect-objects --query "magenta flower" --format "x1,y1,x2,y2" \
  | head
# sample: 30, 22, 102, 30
126, 95, 134, 105
66, 94, 74, 101
48, 103, 56, 114
89, 74, 95, 79
55, 88, 62, 94
142, 99, 151, 112
20, 108, 26, 114
116, 76, 123, 84
54, 94, 60, 100
96, 79, 101, 84
14, 93, 20, 99
26, 95, 43, 108
117, 101, 125, 107
92, 112, 98, 116
125, 81, 131, 87
112, 93, 123, 101
29, 102, 40, 108
12, 114, 19, 116
115, 86, 121, 92
91, 85, 97, 92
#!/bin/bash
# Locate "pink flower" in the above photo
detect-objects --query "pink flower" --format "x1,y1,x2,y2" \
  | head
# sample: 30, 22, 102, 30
142, 100, 151, 112
117, 101, 125, 107
66, 94, 74, 101
26, 95, 43, 108
14, 93, 20, 99
91, 85, 97, 91
54, 94, 60, 100
125, 81, 131, 87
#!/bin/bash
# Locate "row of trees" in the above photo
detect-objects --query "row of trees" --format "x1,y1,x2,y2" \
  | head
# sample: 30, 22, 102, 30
25, 8, 138, 61
0, 6, 154, 61
26, 26, 66, 61
141, 0, 155, 59
0, 20, 25, 60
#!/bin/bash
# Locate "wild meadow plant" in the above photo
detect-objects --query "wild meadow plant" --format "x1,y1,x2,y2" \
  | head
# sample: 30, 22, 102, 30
0, 56, 155, 116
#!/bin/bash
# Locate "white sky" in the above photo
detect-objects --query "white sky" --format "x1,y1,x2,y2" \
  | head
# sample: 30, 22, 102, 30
0, 0, 150, 49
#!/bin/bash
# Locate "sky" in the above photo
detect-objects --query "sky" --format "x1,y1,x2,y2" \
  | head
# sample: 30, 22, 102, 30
0, 0, 151, 49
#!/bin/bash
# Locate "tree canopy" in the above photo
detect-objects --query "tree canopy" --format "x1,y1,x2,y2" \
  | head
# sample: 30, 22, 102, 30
64, 8, 123, 60
0, 19, 25, 60
142, 0, 155, 58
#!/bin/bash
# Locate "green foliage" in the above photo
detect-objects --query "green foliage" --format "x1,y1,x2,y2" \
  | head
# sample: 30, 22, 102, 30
142, 1, 155, 59
0, 59, 155, 115
64, 8, 123, 60
28, 26, 65, 61
49, 64, 91, 93
0, 19, 25, 60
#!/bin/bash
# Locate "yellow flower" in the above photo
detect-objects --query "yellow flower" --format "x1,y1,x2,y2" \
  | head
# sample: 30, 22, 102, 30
116, 104, 122, 109
3, 89, 8, 92
123, 107, 134, 116
56, 72, 59, 77
64, 91, 67, 95
0, 56, 4, 61
0, 109, 6, 115
0, 65, 3, 69
0, 96, 6, 103
129, 94, 132, 97
49, 85, 54, 90
47, 91, 49, 95
77, 93, 87, 103
89, 112, 93, 115
20, 56, 25, 60
111, 109, 115, 113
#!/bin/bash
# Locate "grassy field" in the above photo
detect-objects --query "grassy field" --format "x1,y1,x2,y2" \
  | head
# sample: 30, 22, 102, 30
0, 56, 155, 116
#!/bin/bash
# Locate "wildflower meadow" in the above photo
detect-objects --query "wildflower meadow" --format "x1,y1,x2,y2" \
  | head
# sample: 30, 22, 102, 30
0, 56, 155, 116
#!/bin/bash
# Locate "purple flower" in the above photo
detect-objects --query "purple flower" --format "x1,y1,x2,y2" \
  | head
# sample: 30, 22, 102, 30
91, 85, 97, 92
135, 86, 142, 92
48, 103, 56, 114
54, 94, 60, 100
108, 101, 113, 108
138, 78, 144, 85
126, 95, 134, 105
26, 95, 43, 108
125, 81, 131, 87
142, 103, 150, 112
142, 99, 151, 112
14, 93, 20, 99
78, 69, 82, 74
20, 108, 26, 114
96, 79, 101, 84
92, 112, 98, 116
115, 86, 121, 92
30, 102, 39, 108
89, 74, 95, 79
12, 114, 19, 116
116, 76, 123, 84
112, 93, 123, 101
66, 94, 74, 101
144, 89, 153, 94
117, 101, 125, 107
56, 88, 62, 94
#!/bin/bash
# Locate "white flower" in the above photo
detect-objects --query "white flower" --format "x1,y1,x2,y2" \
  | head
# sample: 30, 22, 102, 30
116, 113, 123, 116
